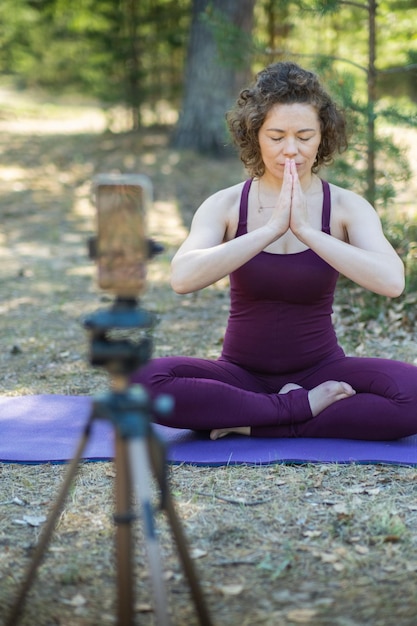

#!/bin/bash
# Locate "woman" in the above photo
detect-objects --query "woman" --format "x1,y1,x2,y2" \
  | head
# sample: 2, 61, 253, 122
132, 61, 417, 441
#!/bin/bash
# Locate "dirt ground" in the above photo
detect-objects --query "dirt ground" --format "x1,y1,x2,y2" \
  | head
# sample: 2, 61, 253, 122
2, 91, 417, 626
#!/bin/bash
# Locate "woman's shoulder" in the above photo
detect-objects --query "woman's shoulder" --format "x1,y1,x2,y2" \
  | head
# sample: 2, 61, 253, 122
327, 181, 373, 212
195, 180, 249, 224
190, 180, 249, 240
203, 180, 249, 207
326, 180, 380, 238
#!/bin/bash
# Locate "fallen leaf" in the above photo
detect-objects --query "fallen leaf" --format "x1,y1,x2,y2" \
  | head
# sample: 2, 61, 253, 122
218, 584, 244, 596
383, 535, 401, 543
163, 570, 175, 581
405, 562, 417, 572
13, 515, 47, 527
12, 497, 26, 506
303, 530, 322, 538
286, 608, 318, 623
332, 561, 345, 572
383, 565, 397, 572
320, 552, 339, 563
23, 514, 47, 527
319, 549, 346, 571
314, 475, 324, 488
135, 603, 153, 613
333, 503, 349, 515
61, 593, 87, 607
191, 548, 208, 559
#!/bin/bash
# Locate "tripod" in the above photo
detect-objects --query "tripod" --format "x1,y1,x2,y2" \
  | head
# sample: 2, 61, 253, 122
7, 298, 213, 626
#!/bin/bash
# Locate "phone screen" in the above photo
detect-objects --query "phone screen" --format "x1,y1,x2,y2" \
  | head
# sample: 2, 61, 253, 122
94, 174, 152, 298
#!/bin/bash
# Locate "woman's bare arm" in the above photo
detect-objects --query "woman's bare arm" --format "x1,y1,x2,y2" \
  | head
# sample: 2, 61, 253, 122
292, 179, 404, 297
171, 182, 291, 294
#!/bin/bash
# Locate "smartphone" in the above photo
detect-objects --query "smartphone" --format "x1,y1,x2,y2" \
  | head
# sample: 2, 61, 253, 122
93, 174, 152, 298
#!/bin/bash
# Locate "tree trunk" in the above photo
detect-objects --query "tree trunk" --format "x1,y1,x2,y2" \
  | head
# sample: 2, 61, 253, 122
366, 0, 377, 206
171, 0, 256, 155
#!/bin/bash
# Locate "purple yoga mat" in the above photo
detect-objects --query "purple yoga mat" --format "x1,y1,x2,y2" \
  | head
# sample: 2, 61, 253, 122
1, 394, 417, 466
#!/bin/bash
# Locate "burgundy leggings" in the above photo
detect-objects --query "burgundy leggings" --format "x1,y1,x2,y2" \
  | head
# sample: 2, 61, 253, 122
131, 355, 417, 440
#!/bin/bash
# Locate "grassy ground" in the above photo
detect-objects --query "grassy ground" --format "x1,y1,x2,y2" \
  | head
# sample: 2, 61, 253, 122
1, 90, 417, 625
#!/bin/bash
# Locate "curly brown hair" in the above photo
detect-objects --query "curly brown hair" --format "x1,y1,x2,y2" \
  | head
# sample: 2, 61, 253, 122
226, 61, 348, 177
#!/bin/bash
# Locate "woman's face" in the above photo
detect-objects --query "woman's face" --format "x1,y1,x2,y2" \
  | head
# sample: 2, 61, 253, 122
257, 102, 322, 183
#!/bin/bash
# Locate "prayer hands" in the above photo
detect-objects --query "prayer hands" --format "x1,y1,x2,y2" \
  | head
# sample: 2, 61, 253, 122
267, 158, 311, 242
287, 158, 310, 239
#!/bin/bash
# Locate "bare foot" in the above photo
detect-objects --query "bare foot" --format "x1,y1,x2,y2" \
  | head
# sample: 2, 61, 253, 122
308, 380, 356, 417
210, 426, 251, 440
210, 381, 355, 439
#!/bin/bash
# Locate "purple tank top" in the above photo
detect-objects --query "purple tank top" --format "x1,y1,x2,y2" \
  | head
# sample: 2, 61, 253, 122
220, 179, 344, 374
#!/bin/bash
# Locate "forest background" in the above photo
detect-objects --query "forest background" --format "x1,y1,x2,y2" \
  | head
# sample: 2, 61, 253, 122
2, 0, 417, 191
1, 1, 417, 625
2, 0, 417, 280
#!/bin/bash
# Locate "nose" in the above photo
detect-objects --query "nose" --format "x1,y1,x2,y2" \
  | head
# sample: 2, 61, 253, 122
283, 137, 298, 157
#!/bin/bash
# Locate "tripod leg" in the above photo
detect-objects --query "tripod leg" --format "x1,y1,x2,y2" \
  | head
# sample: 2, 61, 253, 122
161, 494, 213, 626
114, 434, 135, 626
6, 413, 94, 626
149, 435, 213, 626
128, 438, 171, 626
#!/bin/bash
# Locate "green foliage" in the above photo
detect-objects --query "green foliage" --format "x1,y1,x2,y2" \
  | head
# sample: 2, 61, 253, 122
0, 0, 191, 123
0, 1, 43, 80
368, 511, 407, 542
253, 0, 417, 209
201, 4, 255, 70
285, 59, 412, 207
0, 0, 415, 173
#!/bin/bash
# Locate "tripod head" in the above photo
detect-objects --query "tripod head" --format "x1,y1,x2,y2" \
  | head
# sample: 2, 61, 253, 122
84, 296, 155, 377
